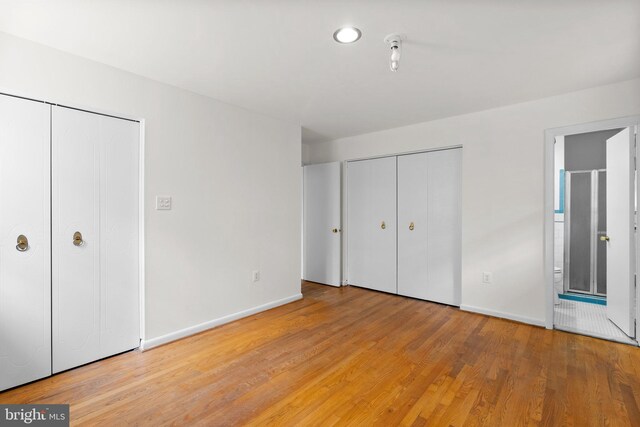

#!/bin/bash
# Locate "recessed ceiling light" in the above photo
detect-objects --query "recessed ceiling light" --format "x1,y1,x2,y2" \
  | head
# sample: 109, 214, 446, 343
333, 27, 362, 44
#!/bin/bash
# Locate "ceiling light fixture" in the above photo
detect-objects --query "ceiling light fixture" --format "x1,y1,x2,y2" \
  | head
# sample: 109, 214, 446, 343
333, 27, 362, 44
384, 33, 405, 72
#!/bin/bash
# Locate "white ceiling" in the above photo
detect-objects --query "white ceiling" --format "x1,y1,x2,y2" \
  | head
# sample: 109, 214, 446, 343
1, 0, 638, 143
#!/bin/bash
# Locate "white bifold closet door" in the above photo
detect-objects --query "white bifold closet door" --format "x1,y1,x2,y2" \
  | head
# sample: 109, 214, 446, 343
303, 162, 342, 286
0, 95, 51, 390
52, 106, 140, 373
397, 149, 462, 305
347, 157, 397, 293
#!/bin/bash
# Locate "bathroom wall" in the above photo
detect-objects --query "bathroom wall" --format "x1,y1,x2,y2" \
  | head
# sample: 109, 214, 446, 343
565, 129, 622, 171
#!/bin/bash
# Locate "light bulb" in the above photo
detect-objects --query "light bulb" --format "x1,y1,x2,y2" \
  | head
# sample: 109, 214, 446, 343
391, 47, 400, 62
384, 33, 405, 72
390, 45, 400, 71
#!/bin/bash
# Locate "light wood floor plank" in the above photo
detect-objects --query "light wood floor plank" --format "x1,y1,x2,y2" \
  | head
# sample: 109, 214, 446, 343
1, 281, 639, 426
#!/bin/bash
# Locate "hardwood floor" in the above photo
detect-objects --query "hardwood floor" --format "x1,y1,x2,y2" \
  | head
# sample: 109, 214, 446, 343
2, 282, 639, 426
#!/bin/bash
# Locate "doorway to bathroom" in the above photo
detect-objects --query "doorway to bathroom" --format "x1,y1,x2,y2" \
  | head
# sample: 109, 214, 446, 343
546, 118, 639, 345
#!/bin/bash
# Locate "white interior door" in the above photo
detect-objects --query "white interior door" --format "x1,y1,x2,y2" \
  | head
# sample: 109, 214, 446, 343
398, 149, 462, 305
347, 157, 397, 294
303, 162, 341, 286
52, 106, 140, 373
0, 95, 51, 391
605, 127, 636, 338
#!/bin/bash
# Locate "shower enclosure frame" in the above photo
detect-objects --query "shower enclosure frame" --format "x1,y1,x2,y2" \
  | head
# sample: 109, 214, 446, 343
563, 169, 606, 296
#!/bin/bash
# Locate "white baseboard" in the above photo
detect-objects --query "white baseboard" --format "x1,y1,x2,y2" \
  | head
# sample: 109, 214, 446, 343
460, 304, 546, 327
140, 293, 303, 351
302, 279, 341, 287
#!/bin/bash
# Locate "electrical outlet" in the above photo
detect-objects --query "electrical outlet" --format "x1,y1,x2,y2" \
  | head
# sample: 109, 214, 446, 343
482, 272, 493, 284
252, 271, 260, 283
156, 196, 172, 210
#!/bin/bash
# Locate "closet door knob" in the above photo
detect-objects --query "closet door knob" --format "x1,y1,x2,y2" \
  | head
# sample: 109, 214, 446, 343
332, 228, 339, 233
381, 221, 386, 230
73, 231, 84, 246
409, 222, 414, 231
16, 235, 29, 252
600, 235, 610, 242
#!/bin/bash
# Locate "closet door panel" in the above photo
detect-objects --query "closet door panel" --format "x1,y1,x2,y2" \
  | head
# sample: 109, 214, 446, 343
397, 152, 429, 300
398, 149, 461, 305
426, 149, 462, 305
0, 95, 51, 391
52, 107, 101, 373
347, 157, 397, 293
52, 107, 140, 373
99, 116, 140, 357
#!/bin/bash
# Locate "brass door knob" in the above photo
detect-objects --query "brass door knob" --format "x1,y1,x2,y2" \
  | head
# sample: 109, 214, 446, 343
332, 228, 340, 233
16, 234, 29, 252
409, 222, 414, 231
73, 231, 84, 246
600, 235, 610, 242
381, 221, 386, 230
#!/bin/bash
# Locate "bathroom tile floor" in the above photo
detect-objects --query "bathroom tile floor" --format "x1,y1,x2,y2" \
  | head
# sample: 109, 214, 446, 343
554, 299, 637, 345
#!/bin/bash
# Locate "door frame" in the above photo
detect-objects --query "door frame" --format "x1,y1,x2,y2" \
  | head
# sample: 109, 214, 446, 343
0, 88, 146, 349
342, 145, 463, 288
544, 116, 640, 332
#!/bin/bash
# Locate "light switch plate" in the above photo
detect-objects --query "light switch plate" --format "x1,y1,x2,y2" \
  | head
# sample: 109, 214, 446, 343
156, 196, 172, 210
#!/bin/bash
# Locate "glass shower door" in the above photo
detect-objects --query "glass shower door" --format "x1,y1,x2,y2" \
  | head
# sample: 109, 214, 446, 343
564, 170, 607, 295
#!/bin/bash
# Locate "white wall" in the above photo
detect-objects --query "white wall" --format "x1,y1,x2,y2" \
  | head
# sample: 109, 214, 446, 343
0, 32, 302, 343
304, 78, 640, 325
